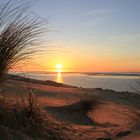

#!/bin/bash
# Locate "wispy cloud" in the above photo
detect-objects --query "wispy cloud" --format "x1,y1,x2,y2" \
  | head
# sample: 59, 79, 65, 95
84, 8, 113, 25
91, 36, 97, 40
104, 34, 140, 42
87, 8, 112, 18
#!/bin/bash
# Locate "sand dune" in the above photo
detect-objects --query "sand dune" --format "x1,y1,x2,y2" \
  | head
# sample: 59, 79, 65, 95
1, 77, 140, 140
46, 101, 95, 125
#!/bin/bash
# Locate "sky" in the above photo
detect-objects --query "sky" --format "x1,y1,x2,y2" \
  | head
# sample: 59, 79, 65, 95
1, 0, 140, 72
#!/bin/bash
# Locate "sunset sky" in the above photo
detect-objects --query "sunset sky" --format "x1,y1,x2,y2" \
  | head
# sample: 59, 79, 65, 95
1, 0, 140, 72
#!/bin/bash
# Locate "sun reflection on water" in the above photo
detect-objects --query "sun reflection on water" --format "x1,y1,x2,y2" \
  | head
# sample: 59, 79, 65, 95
56, 71, 63, 83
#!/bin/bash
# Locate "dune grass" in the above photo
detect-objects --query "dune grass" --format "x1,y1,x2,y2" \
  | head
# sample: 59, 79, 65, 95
0, 92, 52, 138
79, 96, 101, 110
0, 0, 48, 84
0, 1, 50, 137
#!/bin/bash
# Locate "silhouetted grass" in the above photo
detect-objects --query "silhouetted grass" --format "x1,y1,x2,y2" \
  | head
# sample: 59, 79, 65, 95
0, 94, 42, 125
133, 80, 140, 94
0, 0, 48, 83
0, 93, 61, 139
79, 96, 101, 110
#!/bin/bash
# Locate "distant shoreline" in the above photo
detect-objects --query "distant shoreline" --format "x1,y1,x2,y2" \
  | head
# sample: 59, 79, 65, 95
83, 72, 140, 77
10, 71, 140, 77
7, 74, 140, 95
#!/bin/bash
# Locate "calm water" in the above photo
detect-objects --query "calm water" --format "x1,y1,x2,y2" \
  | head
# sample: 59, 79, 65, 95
19, 72, 140, 93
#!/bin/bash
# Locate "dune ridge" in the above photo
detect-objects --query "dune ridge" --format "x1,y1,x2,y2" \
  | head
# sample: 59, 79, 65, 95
0, 75, 139, 139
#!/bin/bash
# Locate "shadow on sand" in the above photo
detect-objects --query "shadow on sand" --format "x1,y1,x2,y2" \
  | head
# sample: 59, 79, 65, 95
45, 101, 96, 126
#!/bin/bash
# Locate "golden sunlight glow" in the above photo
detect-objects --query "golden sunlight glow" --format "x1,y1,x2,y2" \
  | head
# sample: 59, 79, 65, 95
56, 72, 63, 83
56, 64, 63, 82
56, 64, 63, 70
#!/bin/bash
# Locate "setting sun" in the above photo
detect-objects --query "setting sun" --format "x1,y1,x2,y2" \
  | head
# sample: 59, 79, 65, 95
56, 64, 63, 70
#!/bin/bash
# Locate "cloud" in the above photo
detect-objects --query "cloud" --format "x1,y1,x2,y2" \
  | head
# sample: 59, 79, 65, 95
105, 34, 140, 42
91, 36, 97, 40
84, 8, 113, 26
87, 8, 112, 18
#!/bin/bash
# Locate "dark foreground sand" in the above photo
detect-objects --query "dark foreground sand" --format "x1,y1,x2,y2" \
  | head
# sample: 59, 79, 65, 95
0, 76, 140, 140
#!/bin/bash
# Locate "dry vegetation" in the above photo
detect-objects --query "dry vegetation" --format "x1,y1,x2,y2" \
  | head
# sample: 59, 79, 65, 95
0, 92, 63, 140
79, 97, 101, 110
0, 1, 56, 139
0, 0, 48, 83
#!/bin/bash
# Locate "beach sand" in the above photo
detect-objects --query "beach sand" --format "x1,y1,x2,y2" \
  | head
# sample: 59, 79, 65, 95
1, 76, 140, 140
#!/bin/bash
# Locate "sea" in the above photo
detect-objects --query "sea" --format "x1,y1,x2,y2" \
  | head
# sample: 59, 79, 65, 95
16, 72, 140, 93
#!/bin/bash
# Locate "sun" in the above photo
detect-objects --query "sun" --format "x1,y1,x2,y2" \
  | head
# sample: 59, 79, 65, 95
56, 64, 63, 70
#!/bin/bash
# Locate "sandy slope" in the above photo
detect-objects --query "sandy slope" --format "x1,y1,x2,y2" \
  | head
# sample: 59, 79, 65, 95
1, 78, 140, 140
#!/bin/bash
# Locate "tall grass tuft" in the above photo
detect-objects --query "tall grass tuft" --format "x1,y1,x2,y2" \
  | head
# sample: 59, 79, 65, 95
0, 0, 48, 83
21, 89, 44, 125
0, 93, 48, 138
